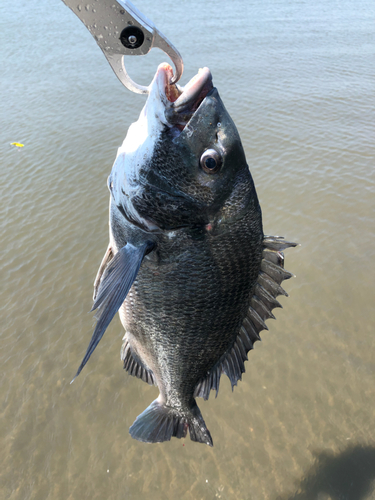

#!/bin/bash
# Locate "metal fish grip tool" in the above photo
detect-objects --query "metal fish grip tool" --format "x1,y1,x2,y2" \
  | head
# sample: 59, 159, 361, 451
61, 0, 183, 94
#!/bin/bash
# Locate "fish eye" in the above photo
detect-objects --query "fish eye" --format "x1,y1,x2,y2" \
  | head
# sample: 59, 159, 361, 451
200, 149, 222, 174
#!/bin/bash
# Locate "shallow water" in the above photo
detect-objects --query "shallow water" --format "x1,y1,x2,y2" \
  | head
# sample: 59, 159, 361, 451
1, 0, 374, 499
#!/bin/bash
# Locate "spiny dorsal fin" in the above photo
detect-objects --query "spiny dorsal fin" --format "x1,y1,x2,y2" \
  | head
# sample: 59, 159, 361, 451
263, 235, 298, 251
194, 235, 297, 399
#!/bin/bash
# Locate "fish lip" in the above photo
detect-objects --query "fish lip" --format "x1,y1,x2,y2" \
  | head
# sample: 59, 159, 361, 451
152, 64, 214, 130
172, 66, 213, 111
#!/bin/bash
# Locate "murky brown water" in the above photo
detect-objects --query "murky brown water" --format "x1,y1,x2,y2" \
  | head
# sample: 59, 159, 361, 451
1, 0, 374, 499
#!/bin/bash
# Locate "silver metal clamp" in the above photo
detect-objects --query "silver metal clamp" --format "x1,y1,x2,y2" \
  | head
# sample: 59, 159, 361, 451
62, 0, 184, 94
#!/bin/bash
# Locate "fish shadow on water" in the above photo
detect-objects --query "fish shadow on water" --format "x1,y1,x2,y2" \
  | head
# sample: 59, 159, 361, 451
277, 444, 375, 500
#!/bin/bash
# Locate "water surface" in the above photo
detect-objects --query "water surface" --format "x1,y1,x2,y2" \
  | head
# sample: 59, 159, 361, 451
1, 0, 374, 499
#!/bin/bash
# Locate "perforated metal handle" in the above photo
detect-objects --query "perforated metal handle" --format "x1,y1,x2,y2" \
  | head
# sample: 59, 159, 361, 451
62, 0, 183, 93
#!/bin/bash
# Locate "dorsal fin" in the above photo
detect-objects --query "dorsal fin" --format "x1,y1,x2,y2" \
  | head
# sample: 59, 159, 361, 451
194, 235, 297, 400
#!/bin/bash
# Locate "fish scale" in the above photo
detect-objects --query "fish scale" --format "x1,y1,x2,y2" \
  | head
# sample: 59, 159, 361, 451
121, 211, 262, 406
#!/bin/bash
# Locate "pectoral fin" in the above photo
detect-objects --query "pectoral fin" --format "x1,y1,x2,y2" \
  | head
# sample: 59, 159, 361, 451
71, 240, 154, 382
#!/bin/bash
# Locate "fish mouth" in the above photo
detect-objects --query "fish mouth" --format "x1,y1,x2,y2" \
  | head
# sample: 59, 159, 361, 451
153, 63, 214, 133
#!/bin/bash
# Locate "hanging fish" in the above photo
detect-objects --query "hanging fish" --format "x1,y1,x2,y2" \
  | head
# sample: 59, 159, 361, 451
73, 63, 296, 446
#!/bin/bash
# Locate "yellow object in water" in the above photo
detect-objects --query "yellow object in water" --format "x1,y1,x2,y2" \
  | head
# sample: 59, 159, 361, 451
10, 142, 24, 148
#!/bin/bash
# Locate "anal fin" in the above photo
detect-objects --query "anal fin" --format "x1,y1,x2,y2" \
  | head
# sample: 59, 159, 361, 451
121, 338, 156, 386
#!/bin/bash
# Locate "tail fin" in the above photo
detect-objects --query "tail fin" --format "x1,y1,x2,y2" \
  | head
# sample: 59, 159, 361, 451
129, 398, 213, 446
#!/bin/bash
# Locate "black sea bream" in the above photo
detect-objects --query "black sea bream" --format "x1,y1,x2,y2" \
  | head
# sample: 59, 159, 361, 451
73, 63, 296, 446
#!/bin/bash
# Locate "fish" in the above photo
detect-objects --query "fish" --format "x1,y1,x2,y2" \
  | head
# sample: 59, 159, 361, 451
73, 63, 297, 446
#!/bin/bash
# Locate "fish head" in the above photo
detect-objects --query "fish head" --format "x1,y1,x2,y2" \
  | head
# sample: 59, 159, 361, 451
110, 63, 259, 232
